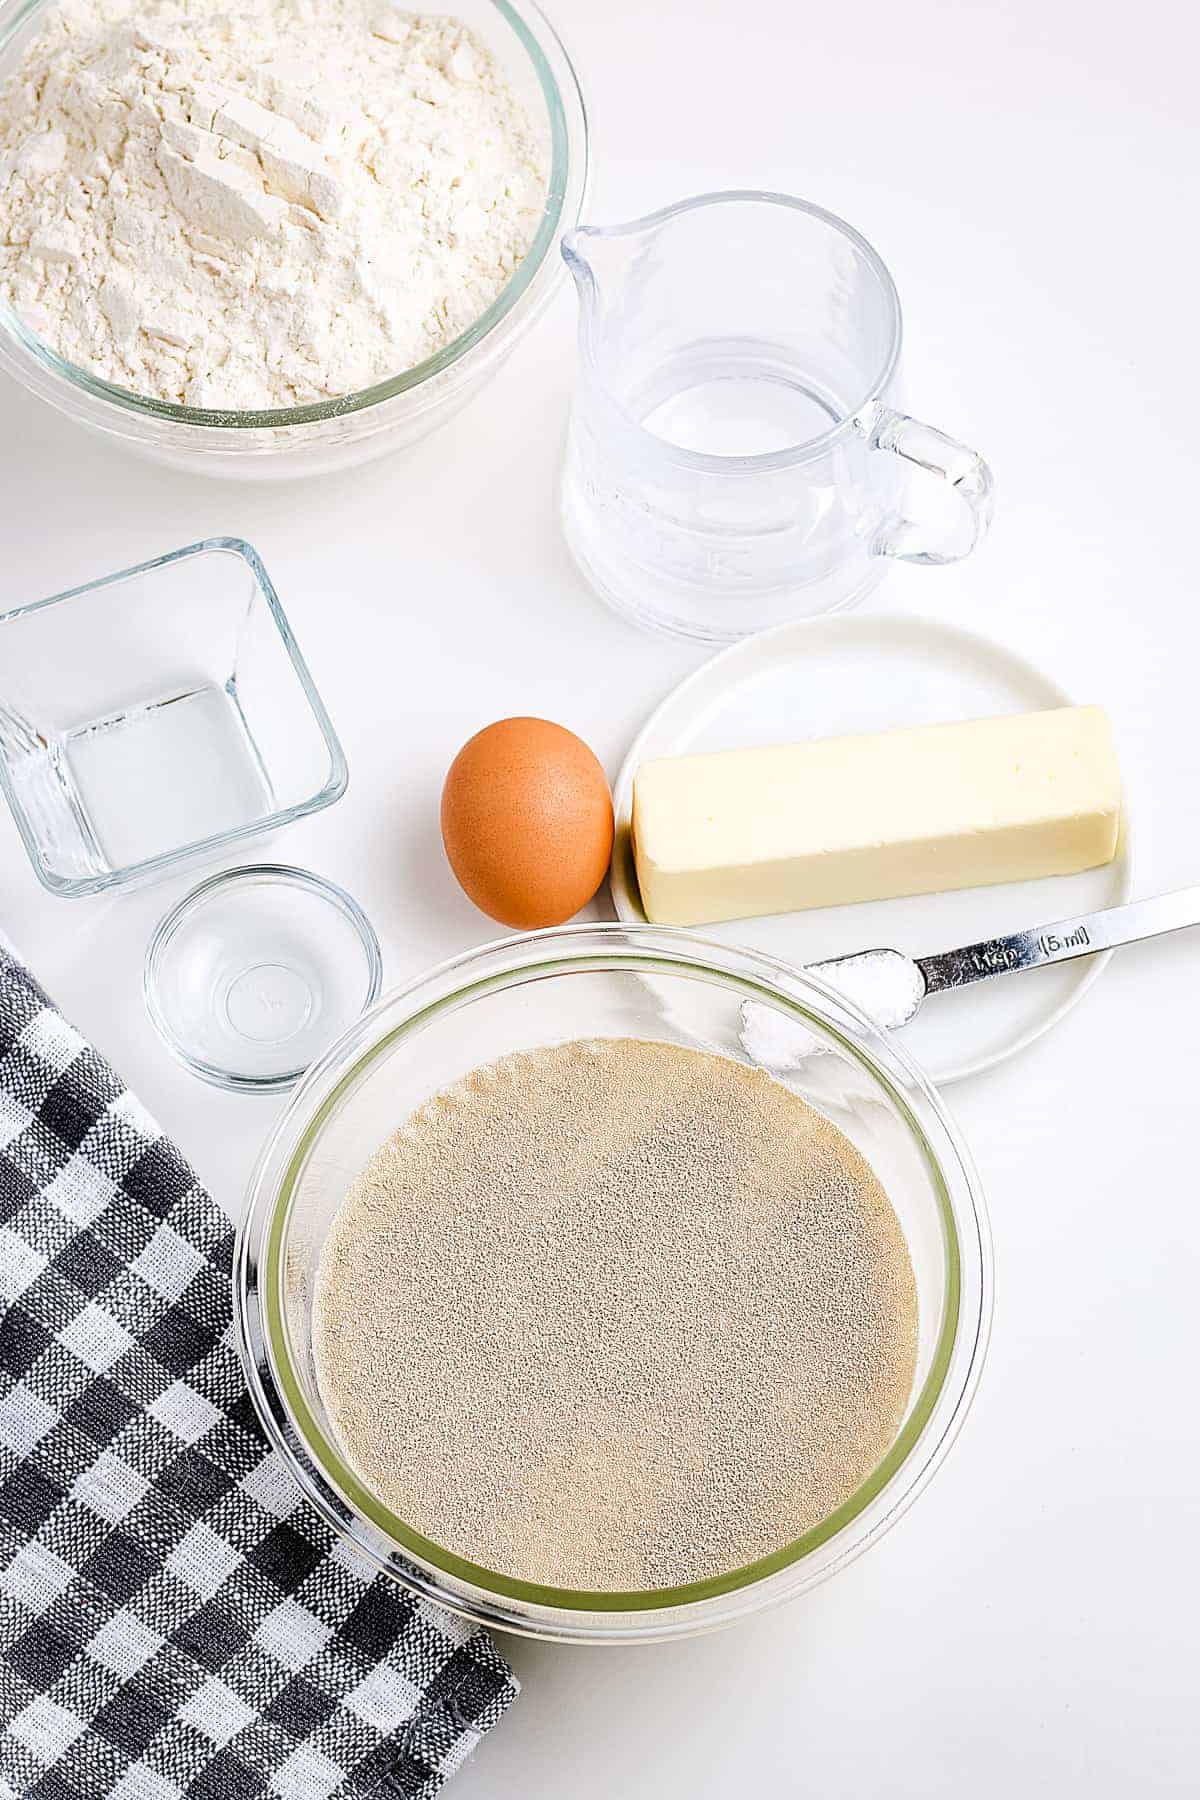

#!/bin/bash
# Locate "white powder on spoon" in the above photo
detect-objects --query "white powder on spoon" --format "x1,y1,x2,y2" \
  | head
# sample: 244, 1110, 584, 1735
313, 1037, 919, 1594
0, 0, 548, 408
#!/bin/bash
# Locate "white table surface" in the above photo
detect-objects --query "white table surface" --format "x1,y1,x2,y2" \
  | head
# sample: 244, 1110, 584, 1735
3, 0, 1199, 1791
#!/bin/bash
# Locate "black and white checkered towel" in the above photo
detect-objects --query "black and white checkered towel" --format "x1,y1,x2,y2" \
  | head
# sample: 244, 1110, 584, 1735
0, 940, 517, 1800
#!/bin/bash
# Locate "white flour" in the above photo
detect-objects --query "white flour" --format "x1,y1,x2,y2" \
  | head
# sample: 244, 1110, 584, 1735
0, 0, 548, 409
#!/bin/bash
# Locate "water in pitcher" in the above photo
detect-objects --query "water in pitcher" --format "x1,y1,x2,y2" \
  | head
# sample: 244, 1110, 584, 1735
638, 356, 846, 457
559, 193, 991, 642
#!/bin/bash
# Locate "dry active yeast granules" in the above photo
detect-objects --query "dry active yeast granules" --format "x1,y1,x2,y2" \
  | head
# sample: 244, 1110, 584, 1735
0, 0, 548, 408
313, 1038, 919, 1593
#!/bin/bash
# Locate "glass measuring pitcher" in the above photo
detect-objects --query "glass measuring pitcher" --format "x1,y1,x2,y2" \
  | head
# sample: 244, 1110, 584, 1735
560, 192, 994, 642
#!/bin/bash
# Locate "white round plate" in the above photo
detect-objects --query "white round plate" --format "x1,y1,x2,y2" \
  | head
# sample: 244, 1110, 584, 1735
611, 615, 1132, 1083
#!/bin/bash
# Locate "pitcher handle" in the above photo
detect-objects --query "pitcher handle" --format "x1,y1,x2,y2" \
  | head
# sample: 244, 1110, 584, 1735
861, 404, 995, 565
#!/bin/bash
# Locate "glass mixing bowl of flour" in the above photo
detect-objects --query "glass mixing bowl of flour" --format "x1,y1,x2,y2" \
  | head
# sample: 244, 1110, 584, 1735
0, 0, 587, 480
236, 924, 993, 1644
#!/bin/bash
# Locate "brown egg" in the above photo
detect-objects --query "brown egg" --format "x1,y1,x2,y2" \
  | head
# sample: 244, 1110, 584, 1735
441, 717, 614, 929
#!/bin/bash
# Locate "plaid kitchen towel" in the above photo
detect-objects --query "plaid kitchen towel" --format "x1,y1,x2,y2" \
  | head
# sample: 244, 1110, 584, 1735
0, 942, 517, 1800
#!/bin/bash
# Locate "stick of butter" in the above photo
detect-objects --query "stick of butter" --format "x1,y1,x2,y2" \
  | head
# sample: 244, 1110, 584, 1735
632, 706, 1121, 927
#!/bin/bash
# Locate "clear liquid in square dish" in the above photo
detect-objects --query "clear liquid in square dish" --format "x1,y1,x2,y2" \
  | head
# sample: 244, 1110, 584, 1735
61, 683, 273, 874
0, 540, 346, 895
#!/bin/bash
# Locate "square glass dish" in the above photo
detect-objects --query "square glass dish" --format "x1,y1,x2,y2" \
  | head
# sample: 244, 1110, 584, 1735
0, 539, 347, 897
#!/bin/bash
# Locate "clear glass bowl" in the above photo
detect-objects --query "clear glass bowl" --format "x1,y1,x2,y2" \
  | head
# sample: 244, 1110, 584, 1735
0, 539, 346, 897
145, 864, 383, 1093
0, 0, 588, 481
235, 924, 993, 1644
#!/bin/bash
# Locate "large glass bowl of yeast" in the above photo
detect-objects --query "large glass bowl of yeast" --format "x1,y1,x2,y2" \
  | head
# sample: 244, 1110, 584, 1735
0, 0, 587, 480
235, 924, 992, 1643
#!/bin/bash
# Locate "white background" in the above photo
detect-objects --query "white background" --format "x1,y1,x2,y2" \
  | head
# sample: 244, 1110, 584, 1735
3, 0, 1199, 1792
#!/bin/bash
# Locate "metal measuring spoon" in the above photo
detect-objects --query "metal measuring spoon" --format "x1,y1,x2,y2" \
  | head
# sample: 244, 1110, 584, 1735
810, 886, 1200, 1029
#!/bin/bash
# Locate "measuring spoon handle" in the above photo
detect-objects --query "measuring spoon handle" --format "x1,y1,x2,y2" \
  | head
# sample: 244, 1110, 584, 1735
917, 884, 1200, 998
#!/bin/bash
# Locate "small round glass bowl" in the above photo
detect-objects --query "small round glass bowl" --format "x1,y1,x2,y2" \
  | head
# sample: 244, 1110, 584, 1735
145, 865, 383, 1092
235, 924, 992, 1643
0, 0, 588, 481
